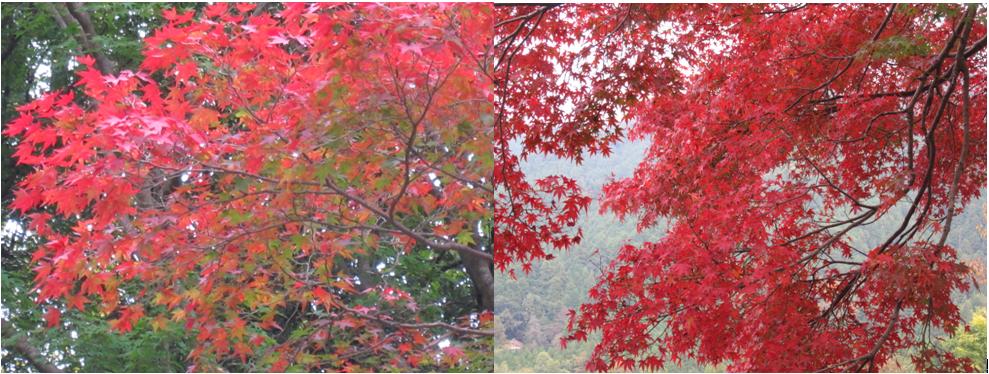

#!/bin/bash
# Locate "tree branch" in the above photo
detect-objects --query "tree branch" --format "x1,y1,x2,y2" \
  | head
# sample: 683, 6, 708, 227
816, 301, 901, 372
62, 3, 115, 74
323, 178, 493, 261
1, 320, 65, 373
935, 4, 977, 251
342, 306, 493, 337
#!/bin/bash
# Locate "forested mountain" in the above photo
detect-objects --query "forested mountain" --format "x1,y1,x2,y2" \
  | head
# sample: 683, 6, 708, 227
494, 139, 687, 372
494, 139, 987, 373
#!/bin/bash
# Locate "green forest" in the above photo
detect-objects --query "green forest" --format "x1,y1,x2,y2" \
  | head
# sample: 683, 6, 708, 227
493, 140, 987, 373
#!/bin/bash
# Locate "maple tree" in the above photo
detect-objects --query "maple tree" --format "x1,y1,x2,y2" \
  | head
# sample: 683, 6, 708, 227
8, 3, 493, 371
495, 3, 986, 372
2, 4, 211, 372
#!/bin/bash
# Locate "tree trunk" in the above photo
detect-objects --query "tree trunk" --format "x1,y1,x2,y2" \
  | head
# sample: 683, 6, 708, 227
46, 3, 115, 75
463, 226, 494, 311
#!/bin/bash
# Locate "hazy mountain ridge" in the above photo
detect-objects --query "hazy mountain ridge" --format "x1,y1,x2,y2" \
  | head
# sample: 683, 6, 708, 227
495, 140, 986, 373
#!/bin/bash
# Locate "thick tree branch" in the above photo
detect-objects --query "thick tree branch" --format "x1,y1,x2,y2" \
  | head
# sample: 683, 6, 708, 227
1, 23, 21, 64
1, 320, 64, 373
62, 3, 115, 74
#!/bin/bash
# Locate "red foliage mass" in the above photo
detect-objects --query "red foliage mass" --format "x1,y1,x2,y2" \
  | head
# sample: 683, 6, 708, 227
10, 3, 493, 371
495, 4, 986, 372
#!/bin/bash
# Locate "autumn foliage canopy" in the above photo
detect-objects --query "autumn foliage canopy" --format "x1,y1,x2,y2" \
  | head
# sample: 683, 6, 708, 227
495, 3, 986, 372
6, 2, 988, 373
9, 3, 492, 371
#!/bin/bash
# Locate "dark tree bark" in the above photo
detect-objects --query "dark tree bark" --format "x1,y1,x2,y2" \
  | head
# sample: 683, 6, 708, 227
45, 3, 115, 75
463, 252, 494, 311
463, 227, 494, 311
1, 320, 64, 373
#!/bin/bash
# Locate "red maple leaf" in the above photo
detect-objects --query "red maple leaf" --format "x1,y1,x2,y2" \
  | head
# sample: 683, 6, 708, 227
44, 307, 61, 328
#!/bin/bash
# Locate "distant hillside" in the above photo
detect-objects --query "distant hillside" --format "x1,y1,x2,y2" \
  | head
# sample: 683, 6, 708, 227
495, 139, 987, 373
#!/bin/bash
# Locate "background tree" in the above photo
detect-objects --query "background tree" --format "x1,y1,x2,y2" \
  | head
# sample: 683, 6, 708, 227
6, 3, 493, 372
945, 308, 987, 373
495, 3, 987, 372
